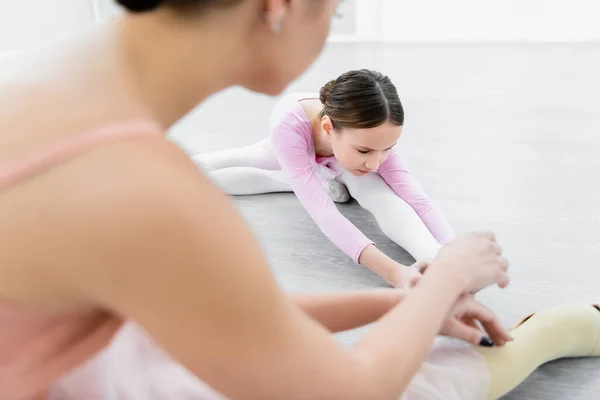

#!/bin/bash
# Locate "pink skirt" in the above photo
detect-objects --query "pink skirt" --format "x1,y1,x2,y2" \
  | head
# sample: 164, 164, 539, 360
49, 323, 490, 400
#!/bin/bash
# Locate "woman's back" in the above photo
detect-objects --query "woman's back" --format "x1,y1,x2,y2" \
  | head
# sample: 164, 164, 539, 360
0, 32, 170, 399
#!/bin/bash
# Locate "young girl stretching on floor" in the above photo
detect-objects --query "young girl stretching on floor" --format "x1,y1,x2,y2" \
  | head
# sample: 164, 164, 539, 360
193, 69, 454, 288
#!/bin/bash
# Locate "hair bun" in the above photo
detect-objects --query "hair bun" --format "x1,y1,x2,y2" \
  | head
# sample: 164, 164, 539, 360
319, 79, 336, 104
116, 0, 163, 12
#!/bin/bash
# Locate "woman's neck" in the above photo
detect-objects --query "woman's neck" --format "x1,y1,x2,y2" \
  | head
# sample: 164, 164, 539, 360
111, 10, 249, 129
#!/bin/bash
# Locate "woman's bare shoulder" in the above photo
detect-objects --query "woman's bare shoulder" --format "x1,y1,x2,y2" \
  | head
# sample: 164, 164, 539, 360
60, 135, 229, 256
0, 135, 229, 310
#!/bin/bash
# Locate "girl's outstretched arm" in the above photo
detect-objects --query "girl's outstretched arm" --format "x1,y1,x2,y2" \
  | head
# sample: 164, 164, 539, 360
378, 147, 455, 245
271, 122, 374, 264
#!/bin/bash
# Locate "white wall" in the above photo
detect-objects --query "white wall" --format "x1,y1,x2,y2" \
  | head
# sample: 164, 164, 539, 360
328, 0, 356, 37
95, 0, 122, 19
381, 0, 600, 43
0, 0, 365, 55
329, 0, 383, 42
0, 0, 97, 54
1, 0, 599, 54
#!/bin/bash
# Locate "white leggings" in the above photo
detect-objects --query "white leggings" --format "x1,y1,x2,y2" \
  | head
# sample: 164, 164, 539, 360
191, 140, 442, 261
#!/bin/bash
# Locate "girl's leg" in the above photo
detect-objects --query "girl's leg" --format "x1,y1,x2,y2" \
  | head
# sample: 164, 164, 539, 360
191, 139, 281, 172
477, 303, 600, 400
205, 167, 292, 195
191, 140, 292, 195
192, 140, 351, 201
337, 170, 441, 261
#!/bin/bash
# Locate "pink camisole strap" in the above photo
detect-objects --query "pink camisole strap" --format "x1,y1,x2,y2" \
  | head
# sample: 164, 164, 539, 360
0, 120, 163, 191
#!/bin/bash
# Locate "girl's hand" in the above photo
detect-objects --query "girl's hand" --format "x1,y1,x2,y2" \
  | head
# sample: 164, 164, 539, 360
391, 262, 423, 288
427, 232, 510, 294
440, 294, 513, 346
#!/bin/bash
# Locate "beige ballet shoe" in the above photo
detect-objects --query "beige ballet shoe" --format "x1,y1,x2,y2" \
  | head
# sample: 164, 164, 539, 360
509, 303, 600, 357
577, 304, 599, 356
481, 303, 600, 400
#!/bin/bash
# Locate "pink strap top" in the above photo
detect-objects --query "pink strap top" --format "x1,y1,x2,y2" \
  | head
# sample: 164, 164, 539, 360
0, 120, 162, 400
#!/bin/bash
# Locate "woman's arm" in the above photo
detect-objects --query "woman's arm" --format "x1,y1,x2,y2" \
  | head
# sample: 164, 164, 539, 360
289, 289, 405, 333
378, 147, 455, 245
59, 140, 475, 400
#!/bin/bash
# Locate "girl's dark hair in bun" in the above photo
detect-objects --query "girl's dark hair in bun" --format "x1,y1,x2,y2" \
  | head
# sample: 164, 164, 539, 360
318, 69, 404, 131
116, 0, 163, 13
319, 79, 336, 105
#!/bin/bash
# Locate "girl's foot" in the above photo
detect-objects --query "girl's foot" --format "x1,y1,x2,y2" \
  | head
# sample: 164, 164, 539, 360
323, 179, 350, 203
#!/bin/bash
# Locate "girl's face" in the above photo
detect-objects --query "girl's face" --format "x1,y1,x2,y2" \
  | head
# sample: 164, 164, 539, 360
325, 119, 403, 176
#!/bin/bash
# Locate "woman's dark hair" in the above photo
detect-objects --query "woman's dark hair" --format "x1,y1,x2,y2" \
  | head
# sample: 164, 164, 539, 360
116, 0, 240, 13
319, 69, 404, 130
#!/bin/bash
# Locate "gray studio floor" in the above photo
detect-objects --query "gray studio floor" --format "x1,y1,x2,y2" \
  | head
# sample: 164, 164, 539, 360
171, 43, 600, 399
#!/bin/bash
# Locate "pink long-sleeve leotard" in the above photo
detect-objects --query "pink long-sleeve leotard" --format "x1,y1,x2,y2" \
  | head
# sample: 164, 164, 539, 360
269, 94, 455, 263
